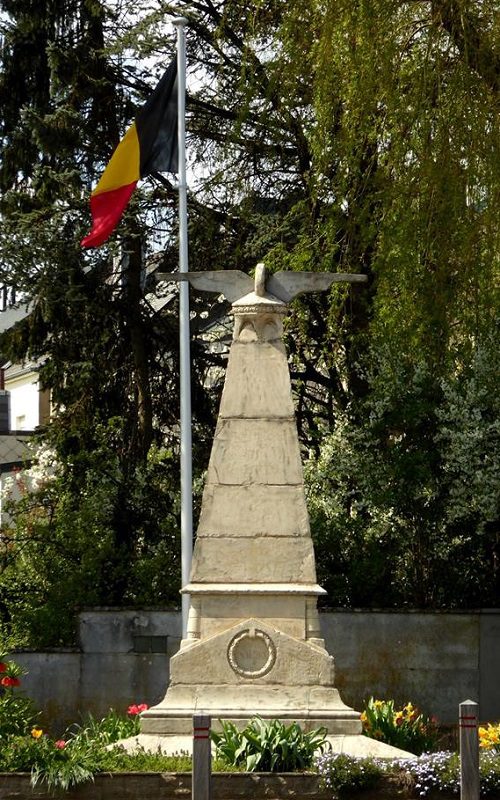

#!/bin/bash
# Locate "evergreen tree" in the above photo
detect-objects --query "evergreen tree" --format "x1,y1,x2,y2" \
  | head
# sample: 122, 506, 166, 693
0, 1, 187, 643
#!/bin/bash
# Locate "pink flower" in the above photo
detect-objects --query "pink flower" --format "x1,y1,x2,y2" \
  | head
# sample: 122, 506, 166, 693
127, 702, 149, 715
55, 740, 66, 749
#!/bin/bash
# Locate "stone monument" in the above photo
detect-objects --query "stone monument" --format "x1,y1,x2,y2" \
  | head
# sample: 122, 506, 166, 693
131, 265, 410, 758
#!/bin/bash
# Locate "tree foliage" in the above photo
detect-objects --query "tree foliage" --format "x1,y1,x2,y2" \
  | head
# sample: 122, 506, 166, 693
306, 329, 500, 607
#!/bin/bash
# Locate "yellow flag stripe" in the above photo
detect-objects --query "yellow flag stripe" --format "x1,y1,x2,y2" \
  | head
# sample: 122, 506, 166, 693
92, 122, 141, 197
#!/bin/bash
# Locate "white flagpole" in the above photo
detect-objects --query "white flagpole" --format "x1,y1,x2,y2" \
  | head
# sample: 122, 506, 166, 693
173, 16, 192, 640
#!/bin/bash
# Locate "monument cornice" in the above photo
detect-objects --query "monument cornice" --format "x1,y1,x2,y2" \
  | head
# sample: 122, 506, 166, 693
182, 582, 327, 596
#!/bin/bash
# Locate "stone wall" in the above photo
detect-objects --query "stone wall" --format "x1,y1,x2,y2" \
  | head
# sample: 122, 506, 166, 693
13, 609, 500, 732
0, 772, 434, 800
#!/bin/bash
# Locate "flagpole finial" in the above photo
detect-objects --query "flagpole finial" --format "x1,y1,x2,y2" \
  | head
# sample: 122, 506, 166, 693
173, 16, 188, 27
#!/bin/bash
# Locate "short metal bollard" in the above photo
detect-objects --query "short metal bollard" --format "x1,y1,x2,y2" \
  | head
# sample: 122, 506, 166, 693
459, 700, 479, 800
192, 714, 212, 800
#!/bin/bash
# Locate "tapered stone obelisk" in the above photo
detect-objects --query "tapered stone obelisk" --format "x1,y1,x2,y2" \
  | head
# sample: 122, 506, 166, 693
134, 266, 410, 758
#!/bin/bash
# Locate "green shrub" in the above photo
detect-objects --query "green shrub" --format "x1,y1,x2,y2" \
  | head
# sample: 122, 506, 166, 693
390, 750, 500, 797
0, 672, 152, 792
27, 706, 150, 789
0, 692, 40, 738
480, 752, 500, 796
0, 653, 39, 736
29, 736, 101, 792
98, 748, 193, 773
211, 717, 329, 772
316, 753, 383, 795
317, 750, 500, 797
361, 697, 439, 755
66, 706, 143, 746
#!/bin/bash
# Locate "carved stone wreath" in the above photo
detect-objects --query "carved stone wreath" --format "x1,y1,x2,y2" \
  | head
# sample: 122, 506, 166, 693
227, 628, 276, 679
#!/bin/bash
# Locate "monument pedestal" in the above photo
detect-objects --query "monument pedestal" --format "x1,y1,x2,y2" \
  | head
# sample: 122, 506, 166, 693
141, 615, 360, 736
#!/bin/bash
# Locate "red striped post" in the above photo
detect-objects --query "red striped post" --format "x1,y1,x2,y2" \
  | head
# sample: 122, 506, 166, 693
193, 714, 212, 800
459, 700, 479, 800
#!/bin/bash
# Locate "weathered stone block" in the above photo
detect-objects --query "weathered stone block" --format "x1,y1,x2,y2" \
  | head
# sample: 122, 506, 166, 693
197, 484, 310, 538
219, 340, 295, 419
168, 619, 334, 688
206, 419, 303, 486
190, 537, 317, 584
198, 594, 307, 640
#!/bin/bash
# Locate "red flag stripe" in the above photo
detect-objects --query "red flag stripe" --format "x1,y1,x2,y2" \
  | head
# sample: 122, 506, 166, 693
81, 182, 137, 249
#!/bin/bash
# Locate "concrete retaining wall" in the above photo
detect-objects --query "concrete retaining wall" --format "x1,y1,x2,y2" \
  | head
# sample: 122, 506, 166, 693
0, 774, 329, 800
0, 772, 449, 800
13, 609, 500, 732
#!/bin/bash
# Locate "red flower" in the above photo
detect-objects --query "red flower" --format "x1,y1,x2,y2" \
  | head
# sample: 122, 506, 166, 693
55, 740, 66, 749
0, 676, 20, 687
127, 703, 148, 715
0, 662, 7, 673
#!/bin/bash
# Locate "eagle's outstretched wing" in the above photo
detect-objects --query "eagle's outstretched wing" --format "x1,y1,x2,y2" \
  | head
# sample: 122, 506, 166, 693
157, 271, 254, 303
266, 271, 367, 303
157, 268, 367, 304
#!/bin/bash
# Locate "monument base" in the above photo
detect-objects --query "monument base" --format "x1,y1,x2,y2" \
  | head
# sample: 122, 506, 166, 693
139, 617, 362, 738
141, 704, 361, 736
115, 732, 413, 759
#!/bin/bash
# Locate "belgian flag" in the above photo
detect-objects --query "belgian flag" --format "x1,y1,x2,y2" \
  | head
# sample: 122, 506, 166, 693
81, 60, 178, 248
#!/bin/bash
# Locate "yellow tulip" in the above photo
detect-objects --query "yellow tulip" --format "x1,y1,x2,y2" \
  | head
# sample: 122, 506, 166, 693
31, 728, 43, 739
